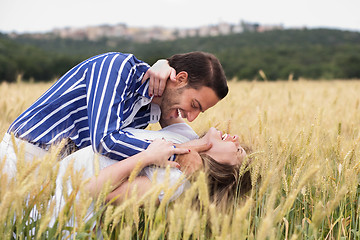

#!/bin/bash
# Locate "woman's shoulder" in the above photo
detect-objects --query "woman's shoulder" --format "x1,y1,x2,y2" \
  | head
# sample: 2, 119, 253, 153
124, 123, 199, 144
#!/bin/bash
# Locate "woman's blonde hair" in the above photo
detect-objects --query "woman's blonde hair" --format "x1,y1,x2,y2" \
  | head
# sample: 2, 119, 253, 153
200, 145, 252, 206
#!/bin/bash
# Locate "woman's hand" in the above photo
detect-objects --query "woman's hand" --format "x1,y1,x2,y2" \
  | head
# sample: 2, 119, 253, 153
144, 139, 189, 169
143, 60, 176, 97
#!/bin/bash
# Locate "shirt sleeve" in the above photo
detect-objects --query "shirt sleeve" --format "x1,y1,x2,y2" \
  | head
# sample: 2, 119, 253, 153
86, 52, 151, 161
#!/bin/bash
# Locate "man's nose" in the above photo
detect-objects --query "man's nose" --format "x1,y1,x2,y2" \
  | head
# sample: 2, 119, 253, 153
187, 110, 201, 122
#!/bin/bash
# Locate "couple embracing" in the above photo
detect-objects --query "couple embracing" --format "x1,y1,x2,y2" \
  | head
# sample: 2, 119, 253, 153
0, 51, 252, 222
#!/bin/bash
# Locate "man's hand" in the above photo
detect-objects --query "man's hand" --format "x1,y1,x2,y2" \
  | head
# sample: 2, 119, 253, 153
175, 143, 212, 175
143, 60, 176, 97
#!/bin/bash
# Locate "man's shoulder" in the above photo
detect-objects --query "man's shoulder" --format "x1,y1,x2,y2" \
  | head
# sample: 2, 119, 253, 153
87, 52, 130, 62
88, 52, 147, 66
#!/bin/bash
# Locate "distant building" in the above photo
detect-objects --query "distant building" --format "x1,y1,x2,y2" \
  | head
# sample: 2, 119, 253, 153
198, 26, 210, 37
218, 22, 232, 35
241, 20, 259, 32
8, 20, 285, 42
232, 24, 244, 33
257, 24, 284, 32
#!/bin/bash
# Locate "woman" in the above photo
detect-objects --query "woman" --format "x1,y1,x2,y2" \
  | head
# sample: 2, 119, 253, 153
53, 122, 252, 224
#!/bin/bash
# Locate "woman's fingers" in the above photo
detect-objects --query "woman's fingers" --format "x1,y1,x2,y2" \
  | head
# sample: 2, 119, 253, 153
146, 71, 161, 97
152, 75, 160, 97
157, 68, 176, 96
147, 71, 160, 97
145, 59, 176, 97
143, 69, 153, 96
169, 68, 176, 81
157, 75, 166, 97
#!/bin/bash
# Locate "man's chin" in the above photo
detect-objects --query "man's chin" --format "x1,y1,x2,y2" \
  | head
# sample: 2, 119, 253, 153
164, 115, 175, 120
165, 110, 179, 119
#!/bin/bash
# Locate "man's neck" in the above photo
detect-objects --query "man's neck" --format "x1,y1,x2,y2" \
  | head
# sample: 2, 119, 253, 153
150, 96, 162, 105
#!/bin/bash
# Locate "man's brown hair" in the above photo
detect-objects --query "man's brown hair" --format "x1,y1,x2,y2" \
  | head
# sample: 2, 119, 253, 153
167, 51, 228, 99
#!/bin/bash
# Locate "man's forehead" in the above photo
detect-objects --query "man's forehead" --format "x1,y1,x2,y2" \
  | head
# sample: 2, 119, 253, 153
194, 86, 219, 110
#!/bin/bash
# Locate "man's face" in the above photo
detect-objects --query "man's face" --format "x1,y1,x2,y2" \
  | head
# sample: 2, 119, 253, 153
160, 84, 219, 122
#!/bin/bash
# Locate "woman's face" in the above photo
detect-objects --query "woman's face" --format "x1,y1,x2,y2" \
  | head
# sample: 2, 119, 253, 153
201, 127, 246, 165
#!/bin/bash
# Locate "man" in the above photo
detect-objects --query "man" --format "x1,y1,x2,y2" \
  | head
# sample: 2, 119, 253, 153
2, 51, 228, 163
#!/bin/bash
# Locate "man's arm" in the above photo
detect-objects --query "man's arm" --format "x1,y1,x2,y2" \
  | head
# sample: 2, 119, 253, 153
86, 53, 151, 161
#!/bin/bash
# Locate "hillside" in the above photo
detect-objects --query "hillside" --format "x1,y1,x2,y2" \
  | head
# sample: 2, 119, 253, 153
1, 29, 360, 82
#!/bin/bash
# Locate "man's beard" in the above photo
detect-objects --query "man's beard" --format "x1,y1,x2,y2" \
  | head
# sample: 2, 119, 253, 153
159, 86, 185, 120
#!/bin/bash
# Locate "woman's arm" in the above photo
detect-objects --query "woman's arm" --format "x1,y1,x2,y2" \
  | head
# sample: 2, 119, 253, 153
85, 139, 188, 198
105, 177, 156, 205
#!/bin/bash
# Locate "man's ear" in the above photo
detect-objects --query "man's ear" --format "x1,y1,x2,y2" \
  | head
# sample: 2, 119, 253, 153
175, 71, 188, 87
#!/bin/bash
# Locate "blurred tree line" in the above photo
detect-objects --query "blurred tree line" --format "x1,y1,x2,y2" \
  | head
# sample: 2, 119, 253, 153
1, 29, 360, 82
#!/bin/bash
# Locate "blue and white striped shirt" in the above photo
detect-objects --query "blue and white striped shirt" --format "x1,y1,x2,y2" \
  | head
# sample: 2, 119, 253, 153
8, 52, 159, 161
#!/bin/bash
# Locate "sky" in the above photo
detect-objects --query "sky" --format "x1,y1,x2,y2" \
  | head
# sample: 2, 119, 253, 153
1, 0, 359, 33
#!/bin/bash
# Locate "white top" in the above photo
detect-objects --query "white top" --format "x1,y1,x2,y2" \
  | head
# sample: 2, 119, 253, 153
53, 123, 198, 225
94, 123, 198, 201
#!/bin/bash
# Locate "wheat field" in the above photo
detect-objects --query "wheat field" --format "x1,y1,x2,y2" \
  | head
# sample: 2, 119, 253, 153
1, 80, 360, 239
